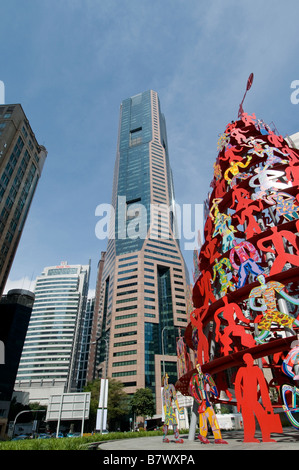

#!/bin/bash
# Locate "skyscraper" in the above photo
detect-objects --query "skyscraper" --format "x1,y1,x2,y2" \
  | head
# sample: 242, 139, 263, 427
95, 90, 189, 414
0, 104, 47, 298
86, 251, 106, 383
0, 288, 34, 438
15, 262, 90, 405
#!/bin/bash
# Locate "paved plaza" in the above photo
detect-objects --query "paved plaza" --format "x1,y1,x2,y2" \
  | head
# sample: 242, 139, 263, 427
97, 427, 299, 452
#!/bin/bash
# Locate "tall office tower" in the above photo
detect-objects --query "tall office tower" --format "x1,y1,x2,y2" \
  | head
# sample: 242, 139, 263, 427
76, 296, 95, 391
0, 104, 47, 298
96, 90, 189, 414
86, 251, 106, 382
0, 289, 34, 438
15, 262, 90, 405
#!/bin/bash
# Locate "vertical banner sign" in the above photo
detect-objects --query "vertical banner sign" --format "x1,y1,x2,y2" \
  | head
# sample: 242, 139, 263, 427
96, 378, 108, 432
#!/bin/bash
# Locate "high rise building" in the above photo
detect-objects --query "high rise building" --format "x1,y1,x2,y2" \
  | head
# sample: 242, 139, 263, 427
15, 262, 90, 405
86, 251, 106, 383
0, 289, 34, 438
77, 296, 95, 391
0, 104, 47, 298
95, 90, 189, 415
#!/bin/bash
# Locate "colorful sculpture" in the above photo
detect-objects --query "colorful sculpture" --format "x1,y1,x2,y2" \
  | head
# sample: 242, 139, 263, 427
281, 338, 299, 429
176, 333, 193, 377
190, 308, 209, 364
249, 274, 299, 344
212, 258, 235, 296
189, 365, 228, 444
175, 93, 299, 446
212, 210, 236, 252
264, 192, 299, 222
257, 226, 299, 275
229, 239, 264, 289
250, 166, 292, 200
224, 156, 252, 187
235, 353, 282, 442
282, 336, 299, 380
215, 296, 255, 354
161, 373, 184, 444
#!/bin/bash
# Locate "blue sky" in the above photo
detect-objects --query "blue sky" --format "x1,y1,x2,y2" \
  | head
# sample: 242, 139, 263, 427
2, 0, 299, 294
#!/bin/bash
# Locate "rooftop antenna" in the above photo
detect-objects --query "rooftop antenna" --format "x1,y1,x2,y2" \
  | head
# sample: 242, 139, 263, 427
238, 73, 254, 119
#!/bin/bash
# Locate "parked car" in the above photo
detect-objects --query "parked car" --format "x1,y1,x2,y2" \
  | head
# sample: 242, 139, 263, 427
51, 432, 64, 438
66, 432, 81, 438
12, 434, 29, 440
37, 433, 51, 439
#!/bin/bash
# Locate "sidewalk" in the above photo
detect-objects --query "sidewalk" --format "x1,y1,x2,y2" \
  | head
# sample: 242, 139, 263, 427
97, 428, 299, 451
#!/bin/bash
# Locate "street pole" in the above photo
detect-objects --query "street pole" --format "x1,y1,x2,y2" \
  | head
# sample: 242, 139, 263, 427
12, 410, 45, 438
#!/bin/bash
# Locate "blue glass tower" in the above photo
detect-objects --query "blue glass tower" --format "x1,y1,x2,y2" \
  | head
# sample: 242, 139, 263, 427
96, 90, 189, 415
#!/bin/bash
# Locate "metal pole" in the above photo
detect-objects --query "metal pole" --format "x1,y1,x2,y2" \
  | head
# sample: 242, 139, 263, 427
81, 393, 87, 437
56, 394, 63, 438
12, 410, 45, 438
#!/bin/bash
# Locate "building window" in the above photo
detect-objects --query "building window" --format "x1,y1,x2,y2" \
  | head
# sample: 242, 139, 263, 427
130, 127, 142, 147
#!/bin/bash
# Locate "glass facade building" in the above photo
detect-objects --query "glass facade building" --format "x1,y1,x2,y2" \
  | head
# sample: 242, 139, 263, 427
15, 262, 90, 405
95, 90, 189, 415
0, 104, 47, 298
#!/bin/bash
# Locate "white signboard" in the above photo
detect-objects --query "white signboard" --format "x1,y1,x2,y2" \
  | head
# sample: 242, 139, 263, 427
46, 392, 91, 421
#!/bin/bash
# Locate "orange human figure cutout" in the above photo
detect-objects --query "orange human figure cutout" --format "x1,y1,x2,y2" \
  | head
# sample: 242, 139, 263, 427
190, 308, 210, 365
235, 353, 283, 442
214, 296, 255, 355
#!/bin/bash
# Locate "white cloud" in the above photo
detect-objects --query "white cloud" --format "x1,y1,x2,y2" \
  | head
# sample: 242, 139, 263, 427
3, 277, 36, 295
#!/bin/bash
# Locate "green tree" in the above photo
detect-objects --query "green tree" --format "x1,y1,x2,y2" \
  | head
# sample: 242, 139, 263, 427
84, 378, 129, 431
130, 388, 155, 423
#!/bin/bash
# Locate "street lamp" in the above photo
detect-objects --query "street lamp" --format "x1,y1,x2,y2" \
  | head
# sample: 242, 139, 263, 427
12, 409, 45, 438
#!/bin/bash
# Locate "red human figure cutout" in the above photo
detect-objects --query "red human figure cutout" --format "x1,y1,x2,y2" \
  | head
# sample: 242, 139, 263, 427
214, 296, 255, 355
190, 308, 210, 365
241, 112, 256, 127
235, 353, 282, 443
233, 199, 263, 239
229, 127, 250, 145
216, 371, 233, 401
203, 215, 214, 239
231, 186, 251, 212
257, 226, 299, 275
220, 144, 244, 163
214, 177, 227, 198
195, 270, 216, 307
267, 130, 284, 149
281, 146, 299, 165
200, 234, 222, 266
224, 121, 237, 135
285, 162, 299, 186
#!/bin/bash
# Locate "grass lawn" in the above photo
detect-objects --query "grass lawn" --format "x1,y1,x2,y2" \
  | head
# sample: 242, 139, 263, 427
0, 430, 164, 450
